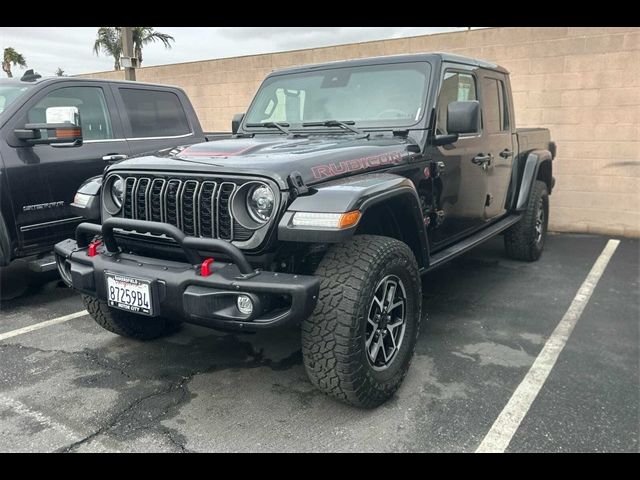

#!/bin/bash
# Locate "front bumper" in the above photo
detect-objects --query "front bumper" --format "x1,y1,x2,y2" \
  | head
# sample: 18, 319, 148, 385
54, 219, 320, 331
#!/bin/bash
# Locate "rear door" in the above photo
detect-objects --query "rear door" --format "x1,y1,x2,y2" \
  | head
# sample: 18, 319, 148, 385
430, 66, 489, 247
111, 85, 199, 155
479, 71, 515, 219
1, 81, 129, 251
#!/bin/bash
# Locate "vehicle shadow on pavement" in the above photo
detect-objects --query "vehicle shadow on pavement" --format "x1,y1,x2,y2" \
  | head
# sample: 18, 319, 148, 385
0, 260, 64, 304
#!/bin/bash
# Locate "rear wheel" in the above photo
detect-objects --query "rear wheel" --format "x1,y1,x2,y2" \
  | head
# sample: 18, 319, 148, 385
301, 235, 422, 408
504, 180, 549, 261
83, 295, 181, 340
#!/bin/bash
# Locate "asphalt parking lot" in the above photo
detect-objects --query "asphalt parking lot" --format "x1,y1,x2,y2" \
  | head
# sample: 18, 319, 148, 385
0, 233, 637, 452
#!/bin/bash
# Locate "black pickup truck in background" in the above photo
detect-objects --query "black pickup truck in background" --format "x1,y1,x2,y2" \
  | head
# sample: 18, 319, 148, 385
0, 70, 228, 272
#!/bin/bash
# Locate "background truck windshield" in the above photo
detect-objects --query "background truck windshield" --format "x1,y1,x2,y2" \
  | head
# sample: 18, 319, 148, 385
0, 85, 33, 115
245, 62, 431, 129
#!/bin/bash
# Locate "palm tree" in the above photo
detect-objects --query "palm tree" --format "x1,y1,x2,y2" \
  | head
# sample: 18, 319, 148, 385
132, 27, 174, 66
93, 27, 122, 70
92, 27, 174, 71
2, 47, 27, 78
55, 67, 65, 77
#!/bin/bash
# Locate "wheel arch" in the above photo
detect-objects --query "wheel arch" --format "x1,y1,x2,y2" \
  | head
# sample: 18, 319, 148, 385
278, 173, 429, 269
514, 149, 553, 212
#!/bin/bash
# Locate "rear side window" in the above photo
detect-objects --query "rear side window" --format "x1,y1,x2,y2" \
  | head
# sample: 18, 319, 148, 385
27, 86, 113, 140
119, 88, 190, 138
436, 71, 477, 134
482, 77, 510, 133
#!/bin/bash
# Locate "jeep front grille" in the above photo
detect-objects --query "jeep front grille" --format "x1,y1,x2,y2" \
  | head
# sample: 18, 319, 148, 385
118, 176, 253, 242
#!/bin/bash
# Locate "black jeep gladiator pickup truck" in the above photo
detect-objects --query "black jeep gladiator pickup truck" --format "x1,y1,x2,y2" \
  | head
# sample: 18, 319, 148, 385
56, 53, 555, 408
0, 70, 227, 272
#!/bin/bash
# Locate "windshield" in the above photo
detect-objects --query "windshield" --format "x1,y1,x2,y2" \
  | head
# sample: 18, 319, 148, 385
244, 61, 431, 130
0, 84, 33, 115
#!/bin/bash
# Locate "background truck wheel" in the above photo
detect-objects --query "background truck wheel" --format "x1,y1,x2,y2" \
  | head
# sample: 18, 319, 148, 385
83, 295, 181, 340
301, 235, 422, 408
504, 180, 549, 262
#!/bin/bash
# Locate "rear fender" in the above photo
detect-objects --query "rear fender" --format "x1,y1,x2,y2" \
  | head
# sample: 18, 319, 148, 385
514, 150, 553, 211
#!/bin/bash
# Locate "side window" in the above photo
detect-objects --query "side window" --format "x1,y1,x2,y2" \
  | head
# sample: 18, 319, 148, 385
436, 71, 477, 134
482, 77, 510, 133
119, 88, 191, 138
499, 80, 510, 131
27, 86, 113, 141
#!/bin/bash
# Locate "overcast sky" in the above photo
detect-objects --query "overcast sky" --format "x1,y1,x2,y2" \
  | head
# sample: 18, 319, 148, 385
0, 27, 476, 77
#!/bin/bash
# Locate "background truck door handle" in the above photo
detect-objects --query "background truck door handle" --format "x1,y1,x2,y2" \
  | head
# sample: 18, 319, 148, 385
102, 154, 128, 162
500, 148, 513, 159
472, 153, 493, 170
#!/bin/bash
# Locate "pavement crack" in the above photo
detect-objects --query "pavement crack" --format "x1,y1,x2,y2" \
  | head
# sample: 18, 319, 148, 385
56, 371, 198, 453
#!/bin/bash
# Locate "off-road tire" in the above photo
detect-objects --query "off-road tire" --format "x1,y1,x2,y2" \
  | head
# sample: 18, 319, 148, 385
504, 180, 549, 261
83, 295, 181, 340
301, 235, 422, 408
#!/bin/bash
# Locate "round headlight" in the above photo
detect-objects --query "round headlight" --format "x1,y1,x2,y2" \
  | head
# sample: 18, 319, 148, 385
246, 184, 274, 223
111, 177, 124, 208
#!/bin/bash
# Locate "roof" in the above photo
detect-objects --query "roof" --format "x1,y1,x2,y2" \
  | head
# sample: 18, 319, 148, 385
268, 52, 509, 76
0, 75, 182, 90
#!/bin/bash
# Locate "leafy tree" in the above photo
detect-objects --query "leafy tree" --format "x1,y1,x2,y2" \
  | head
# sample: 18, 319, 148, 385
55, 67, 65, 77
2, 47, 27, 78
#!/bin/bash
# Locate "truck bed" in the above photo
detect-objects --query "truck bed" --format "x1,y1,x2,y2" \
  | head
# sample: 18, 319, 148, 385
516, 127, 554, 157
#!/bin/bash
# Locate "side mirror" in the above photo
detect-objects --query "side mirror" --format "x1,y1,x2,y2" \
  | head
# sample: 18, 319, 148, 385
14, 106, 83, 147
232, 112, 245, 135
447, 100, 480, 135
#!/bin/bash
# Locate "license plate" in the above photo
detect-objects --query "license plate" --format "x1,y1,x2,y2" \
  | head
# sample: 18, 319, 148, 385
105, 273, 153, 316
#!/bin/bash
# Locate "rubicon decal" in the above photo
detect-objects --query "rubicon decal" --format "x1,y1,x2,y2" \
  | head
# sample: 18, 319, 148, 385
311, 151, 406, 179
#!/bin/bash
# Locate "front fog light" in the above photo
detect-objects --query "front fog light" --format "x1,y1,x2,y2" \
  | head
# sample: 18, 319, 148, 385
237, 294, 254, 315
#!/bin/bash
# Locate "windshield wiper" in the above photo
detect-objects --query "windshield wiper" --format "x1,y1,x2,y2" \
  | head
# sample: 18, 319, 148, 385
245, 122, 291, 135
302, 120, 369, 138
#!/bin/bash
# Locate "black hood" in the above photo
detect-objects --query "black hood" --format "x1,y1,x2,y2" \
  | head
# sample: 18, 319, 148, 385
111, 134, 422, 189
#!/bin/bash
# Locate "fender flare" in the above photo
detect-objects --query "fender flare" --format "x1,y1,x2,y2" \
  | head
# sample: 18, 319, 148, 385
515, 149, 553, 212
278, 173, 429, 268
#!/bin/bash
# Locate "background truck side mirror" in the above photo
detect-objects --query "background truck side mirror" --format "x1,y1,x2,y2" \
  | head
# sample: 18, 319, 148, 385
447, 100, 480, 135
14, 106, 83, 147
232, 113, 245, 135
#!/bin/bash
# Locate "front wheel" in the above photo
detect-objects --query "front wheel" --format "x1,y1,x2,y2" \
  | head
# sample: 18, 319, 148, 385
301, 235, 422, 408
83, 295, 181, 340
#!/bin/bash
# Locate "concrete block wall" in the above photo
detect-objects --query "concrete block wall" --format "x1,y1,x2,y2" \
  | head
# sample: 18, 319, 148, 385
81, 27, 640, 237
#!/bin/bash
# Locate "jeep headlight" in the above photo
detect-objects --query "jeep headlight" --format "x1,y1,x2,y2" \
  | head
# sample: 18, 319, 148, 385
246, 184, 274, 223
103, 174, 124, 215
111, 177, 125, 208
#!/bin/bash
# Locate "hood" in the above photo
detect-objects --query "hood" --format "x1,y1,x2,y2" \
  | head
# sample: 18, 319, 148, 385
111, 134, 422, 189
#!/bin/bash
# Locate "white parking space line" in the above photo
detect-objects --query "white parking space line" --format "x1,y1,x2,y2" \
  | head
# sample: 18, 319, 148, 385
476, 239, 621, 453
0, 393, 79, 441
0, 310, 88, 342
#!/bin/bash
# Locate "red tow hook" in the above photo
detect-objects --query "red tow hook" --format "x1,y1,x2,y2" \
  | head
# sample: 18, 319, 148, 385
87, 239, 103, 257
200, 258, 215, 276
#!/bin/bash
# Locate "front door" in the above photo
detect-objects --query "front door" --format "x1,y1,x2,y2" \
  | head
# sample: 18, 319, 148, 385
2, 82, 129, 253
430, 68, 489, 247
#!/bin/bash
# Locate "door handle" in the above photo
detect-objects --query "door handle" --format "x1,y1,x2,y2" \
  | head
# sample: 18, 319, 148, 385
472, 153, 493, 170
499, 149, 513, 159
102, 154, 128, 162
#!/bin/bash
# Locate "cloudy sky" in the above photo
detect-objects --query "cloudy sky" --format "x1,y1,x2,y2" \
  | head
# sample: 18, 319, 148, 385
0, 27, 475, 77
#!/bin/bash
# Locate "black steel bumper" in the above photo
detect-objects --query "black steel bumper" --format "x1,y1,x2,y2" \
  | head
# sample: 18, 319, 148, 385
54, 218, 320, 331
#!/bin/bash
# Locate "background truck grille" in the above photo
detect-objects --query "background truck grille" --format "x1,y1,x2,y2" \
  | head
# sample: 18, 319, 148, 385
118, 176, 253, 242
